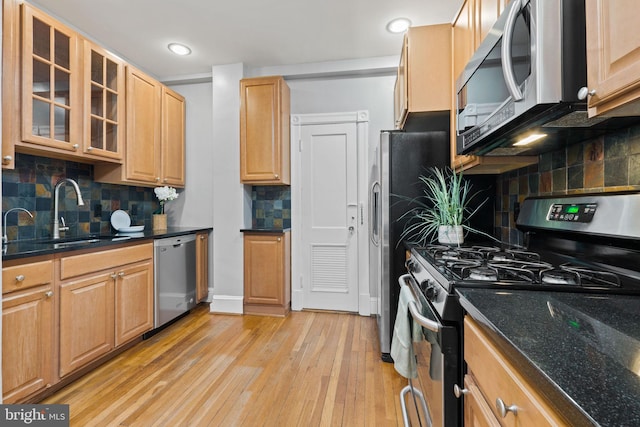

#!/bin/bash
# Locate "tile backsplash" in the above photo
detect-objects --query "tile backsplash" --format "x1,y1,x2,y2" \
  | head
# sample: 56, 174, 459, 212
251, 186, 291, 229
2, 153, 157, 242
495, 124, 640, 246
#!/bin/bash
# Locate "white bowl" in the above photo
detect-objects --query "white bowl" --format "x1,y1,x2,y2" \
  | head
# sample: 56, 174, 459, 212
118, 225, 144, 233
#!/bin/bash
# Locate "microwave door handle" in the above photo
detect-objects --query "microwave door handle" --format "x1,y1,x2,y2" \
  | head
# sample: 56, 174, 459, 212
398, 274, 441, 333
501, 0, 524, 101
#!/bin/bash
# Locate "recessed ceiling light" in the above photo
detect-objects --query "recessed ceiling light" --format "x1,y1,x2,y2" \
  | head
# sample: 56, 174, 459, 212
386, 18, 412, 34
513, 133, 547, 146
168, 43, 192, 56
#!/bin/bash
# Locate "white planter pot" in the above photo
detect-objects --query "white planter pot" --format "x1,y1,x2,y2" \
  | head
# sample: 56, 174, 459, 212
438, 225, 464, 245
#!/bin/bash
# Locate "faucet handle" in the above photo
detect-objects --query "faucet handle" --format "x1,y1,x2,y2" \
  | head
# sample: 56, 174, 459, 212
59, 216, 69, 232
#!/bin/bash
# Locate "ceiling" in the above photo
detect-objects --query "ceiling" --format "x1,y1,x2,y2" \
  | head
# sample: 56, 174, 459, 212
28, 0, 463, 81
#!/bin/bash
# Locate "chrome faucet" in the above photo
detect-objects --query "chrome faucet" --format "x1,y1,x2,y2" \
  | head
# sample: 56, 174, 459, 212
53, 178, 85, 239
3, 207, 34, 244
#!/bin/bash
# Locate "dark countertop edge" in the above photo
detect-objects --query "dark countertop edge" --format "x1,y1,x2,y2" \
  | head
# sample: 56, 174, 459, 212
2, 226, 213, 261
456, 290, 597, 426
240, 228, 291, 233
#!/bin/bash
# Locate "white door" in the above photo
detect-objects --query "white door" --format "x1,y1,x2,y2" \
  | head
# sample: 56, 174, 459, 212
299, 121, 359, 311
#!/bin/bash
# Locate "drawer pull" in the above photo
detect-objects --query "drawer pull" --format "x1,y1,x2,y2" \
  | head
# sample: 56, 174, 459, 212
453, 384, 468, 398
45, 291, 54, 298
15, 274, 25, 282
496, 398, 518, 418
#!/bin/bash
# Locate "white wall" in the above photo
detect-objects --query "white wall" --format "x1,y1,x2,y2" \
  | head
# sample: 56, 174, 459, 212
172, 59, 396, 314
164, 81, 215, 297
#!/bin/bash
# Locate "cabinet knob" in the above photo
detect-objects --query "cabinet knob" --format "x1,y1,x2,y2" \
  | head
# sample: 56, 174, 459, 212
577, 86, 596, 100
72, 144, 79, 150
274, 174, 279, 179
87, 146, 93, 151
277, 237, 281, 242
45, 291, 54, 298
453, 384, 468, 398
163, 178, 168, 183
15, 274, 25, 282
496, 398, 518, 418
110, 273, 118, 279
3, 155, 12, 163
156, 177, 161, 182
200, 235, 205, 240
118, 272, 125, 277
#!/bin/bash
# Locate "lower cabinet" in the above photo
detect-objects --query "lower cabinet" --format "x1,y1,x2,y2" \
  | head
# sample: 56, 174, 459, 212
463, 316, 568, 426
59, 243, 153, 377
196, 231, 209, 302
2, 256, 54, 403
243, 230, 291, 316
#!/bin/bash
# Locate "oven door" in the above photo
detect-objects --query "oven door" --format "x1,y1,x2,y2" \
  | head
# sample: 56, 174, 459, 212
398, 274, 460, 427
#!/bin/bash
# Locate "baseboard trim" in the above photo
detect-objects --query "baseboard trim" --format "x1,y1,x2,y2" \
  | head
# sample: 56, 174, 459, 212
209, 295, 244, 314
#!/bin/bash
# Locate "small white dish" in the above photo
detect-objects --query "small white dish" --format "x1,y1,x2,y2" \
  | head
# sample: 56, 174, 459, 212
110, 210, 131, 230
118, 225, 144, 233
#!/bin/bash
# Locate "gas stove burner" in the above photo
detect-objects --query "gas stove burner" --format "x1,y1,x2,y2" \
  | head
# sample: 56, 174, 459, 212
467, 266, 499, 281
441, 250, 461, 260
541, 269, 580, 285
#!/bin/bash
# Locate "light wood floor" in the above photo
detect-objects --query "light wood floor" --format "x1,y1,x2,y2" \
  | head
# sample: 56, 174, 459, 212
43, 304, 408, 426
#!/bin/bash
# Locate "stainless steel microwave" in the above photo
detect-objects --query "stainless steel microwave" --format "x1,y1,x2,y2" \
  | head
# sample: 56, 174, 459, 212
455, 0, 590, 156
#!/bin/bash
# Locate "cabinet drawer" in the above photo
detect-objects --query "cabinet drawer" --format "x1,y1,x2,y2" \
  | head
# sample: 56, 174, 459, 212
59, 243, 153, 280
2, 257, 54, 294
464, 317, 567, 426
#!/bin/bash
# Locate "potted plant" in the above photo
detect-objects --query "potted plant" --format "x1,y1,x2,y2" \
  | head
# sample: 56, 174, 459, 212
398, 167, 496, 246
153, 186, 179, 230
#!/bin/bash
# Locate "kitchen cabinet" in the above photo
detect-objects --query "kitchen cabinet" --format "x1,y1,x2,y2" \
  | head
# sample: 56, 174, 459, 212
2, 256, 55, 403
394, 24, 451, 129
58, 243, 153, 377
82, 40, 125, 161
19, 3, 82, 157
450, 0, 537, 174
463, 316, 567, 426
196, 231, 209, 302
243, 231, 291, 316
94, 66, 186, 187
240, 76, 290, 185
2, 0, 20, 169
584, 0, 640, 117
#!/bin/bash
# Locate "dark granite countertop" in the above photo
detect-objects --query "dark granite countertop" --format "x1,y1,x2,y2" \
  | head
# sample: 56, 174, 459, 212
457, 288, 640, 427
2, 226, 213, 261
240, 228, 290, 233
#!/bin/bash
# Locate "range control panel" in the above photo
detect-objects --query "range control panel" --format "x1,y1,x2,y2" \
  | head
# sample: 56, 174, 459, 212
547, 203, 597, 223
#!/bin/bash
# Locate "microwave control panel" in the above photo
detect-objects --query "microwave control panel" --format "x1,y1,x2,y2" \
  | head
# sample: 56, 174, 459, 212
547, 203, 597, 223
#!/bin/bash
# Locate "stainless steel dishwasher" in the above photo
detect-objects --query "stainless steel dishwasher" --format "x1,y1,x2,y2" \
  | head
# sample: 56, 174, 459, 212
153, 234, 197, 328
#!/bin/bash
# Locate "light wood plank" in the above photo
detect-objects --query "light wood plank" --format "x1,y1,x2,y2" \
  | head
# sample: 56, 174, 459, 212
42, 305, 407, 426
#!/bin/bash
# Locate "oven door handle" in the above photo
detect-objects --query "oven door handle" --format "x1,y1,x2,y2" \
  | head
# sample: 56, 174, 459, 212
399, 274, 441, 333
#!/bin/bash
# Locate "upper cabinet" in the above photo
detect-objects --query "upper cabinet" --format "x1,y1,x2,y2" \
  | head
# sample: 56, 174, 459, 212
240, 76, 290, 185
450, 0, 536, 174
94, 66, 186, 188
584, 0, 640, 117
394, 24, 451, 129
20, 4, 82, 156
83, 40, 125, 161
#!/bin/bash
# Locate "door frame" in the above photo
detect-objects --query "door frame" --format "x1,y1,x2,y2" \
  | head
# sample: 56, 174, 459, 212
290, 111, 370, 315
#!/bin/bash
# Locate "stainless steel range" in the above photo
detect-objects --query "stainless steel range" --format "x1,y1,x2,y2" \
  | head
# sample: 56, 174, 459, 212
399, 193, 640, 426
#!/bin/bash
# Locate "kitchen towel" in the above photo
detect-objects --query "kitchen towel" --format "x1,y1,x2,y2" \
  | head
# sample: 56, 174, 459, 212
390, 283, 423, 379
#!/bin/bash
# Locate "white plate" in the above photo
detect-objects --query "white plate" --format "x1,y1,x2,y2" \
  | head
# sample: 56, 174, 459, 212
118, 225, 144, 233
110, 210, 131, 230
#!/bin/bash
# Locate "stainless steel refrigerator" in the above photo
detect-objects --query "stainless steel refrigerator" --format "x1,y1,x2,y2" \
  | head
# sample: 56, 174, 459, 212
375, 130, 449, 362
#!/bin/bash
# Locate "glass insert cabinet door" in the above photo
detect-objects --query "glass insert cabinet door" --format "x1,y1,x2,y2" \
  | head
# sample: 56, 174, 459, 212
83, 41, 125, 160
22, 4, 81, 152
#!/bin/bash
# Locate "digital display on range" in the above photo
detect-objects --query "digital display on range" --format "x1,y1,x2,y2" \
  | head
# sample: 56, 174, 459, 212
547, 203, 597, 223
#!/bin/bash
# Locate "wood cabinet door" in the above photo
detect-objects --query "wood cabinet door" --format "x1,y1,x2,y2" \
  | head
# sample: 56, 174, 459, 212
244, 234, 284, 305
126, 66, 162, 184
161, 86, 186, 186
21, 3, 82, 154
114, 260, 153, 346
394, 35, 408, 128
585, 0, 640, 116
196, 232, 209, 303
240, 76, 290, 184
2, 0, 21, 169
83, 40, 125, 161
59, 274, 114, 377
463, 375, 501, 427
2, 285, 54, 403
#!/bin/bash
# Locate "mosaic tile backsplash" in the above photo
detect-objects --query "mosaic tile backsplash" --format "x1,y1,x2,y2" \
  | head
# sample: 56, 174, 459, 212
252, 186, 291, 229
2, 153, 158, 242
495, 123, 640, 246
